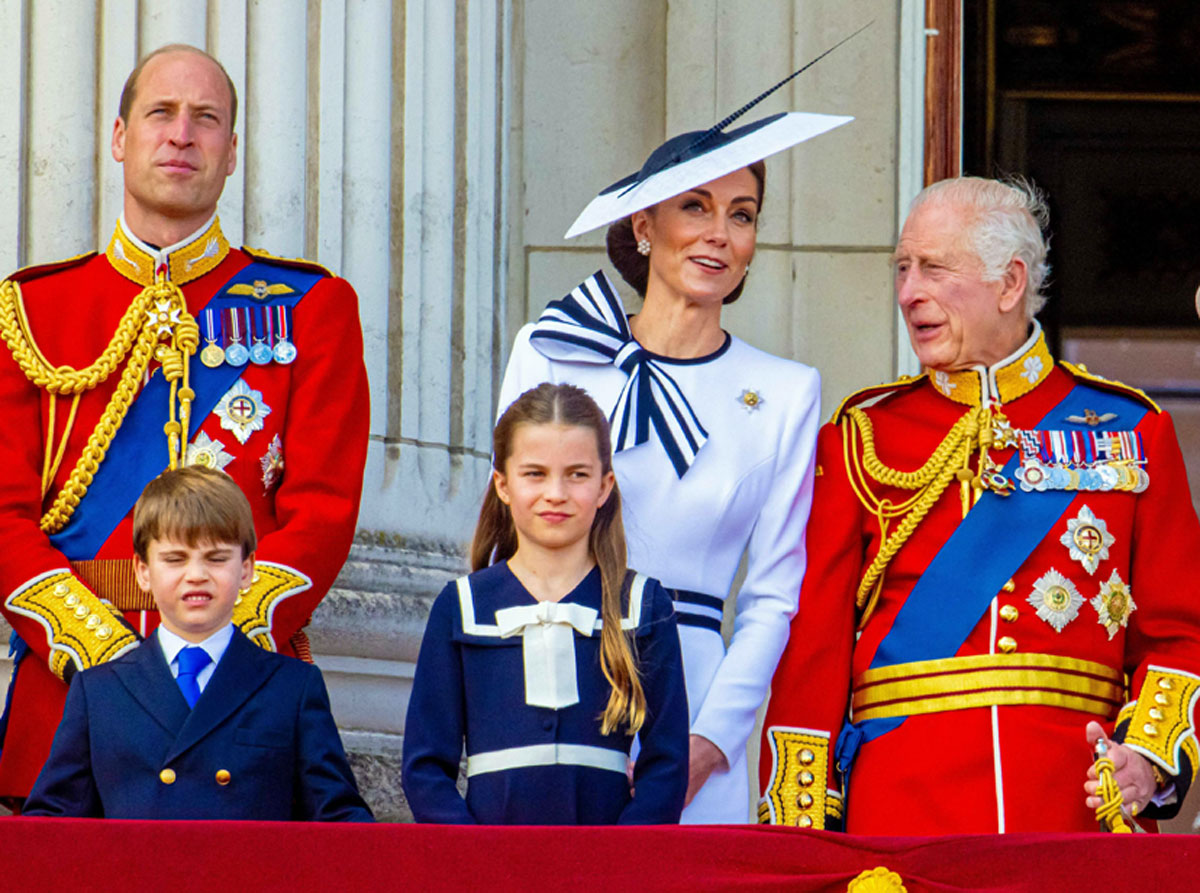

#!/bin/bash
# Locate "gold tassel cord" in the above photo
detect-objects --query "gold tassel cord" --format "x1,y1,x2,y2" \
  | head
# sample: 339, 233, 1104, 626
843, 405, 985, 622
0, 277, 196, 533
1093, 738, 1133, 833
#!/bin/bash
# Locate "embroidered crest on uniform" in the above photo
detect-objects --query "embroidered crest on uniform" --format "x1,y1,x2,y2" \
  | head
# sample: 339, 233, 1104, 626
185, 431, 235, 472
228, 279, 296, 300
1091, 570, 1136, 640
737, 389, 764, 413
933, 371, 957, 396
184, 237, 220, 272
260, 434, 284, 492
1021, 354, 1045, 384
111, 237, 137, 271
214, 378, 272, 445
1060, 505, 1114, 575
146, 300, 182, 336
1026, 569, 1084, 633
1066, 409, 1118, 427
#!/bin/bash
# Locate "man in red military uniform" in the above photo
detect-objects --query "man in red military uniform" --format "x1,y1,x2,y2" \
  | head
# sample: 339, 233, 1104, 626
760, 177, 1200, 834
0, 44, 369, 806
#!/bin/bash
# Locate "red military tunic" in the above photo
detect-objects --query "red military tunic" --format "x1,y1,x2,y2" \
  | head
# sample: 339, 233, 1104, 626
760, 327, 1200, 834
0, 217, 369, 798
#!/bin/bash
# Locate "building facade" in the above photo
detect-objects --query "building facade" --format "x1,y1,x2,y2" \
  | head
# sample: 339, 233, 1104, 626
0, 0, 922, 820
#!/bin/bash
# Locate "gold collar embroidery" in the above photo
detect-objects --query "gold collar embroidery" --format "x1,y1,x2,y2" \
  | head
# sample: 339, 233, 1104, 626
105, 216, 230, 287
927, 325, 1053, 407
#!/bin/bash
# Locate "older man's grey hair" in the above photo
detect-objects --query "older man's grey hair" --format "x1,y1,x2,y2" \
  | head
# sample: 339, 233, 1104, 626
910, 177, 1051, 320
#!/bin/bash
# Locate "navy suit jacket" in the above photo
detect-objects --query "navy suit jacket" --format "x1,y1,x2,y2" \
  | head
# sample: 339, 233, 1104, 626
23, 628, 373, 821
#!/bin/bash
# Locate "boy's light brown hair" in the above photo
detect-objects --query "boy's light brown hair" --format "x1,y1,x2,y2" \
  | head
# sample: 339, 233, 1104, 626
133, 466, 256, 560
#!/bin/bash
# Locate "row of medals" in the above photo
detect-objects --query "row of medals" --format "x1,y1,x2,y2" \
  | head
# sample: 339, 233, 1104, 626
973, 415, 1149, 497
200, 335, 296, 368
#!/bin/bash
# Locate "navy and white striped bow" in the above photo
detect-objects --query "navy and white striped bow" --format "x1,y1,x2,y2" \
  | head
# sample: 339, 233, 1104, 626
529, 271, 708, 477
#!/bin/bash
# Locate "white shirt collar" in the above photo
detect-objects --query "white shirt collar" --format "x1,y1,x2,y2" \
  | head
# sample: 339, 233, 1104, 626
157, 622, 235, 669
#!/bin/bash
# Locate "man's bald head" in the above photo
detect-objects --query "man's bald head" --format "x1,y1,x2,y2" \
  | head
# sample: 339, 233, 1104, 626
118, 44, 238, 133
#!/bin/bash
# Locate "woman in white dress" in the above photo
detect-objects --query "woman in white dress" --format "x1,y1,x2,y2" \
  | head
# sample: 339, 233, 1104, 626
498, 109, 851, 822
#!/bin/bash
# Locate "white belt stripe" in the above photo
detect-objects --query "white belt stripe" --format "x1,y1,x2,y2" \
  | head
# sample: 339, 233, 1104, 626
466, 743, 628, 777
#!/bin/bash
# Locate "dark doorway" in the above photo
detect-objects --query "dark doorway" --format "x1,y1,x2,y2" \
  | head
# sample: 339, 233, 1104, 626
964, 0, 1200, 347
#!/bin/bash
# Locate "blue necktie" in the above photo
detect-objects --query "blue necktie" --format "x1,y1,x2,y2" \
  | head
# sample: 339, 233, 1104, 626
176, 646, 211, 708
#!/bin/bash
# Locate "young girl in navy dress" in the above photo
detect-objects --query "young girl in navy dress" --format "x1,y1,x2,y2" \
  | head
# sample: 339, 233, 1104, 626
402, 383, 688, 824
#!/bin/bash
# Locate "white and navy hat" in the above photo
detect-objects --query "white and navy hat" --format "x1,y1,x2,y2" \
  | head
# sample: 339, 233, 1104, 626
563, 26, 866, 239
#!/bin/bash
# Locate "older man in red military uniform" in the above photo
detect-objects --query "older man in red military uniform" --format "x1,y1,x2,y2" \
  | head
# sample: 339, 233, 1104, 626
0, 45, 369, 807
760, 177, 1200, 834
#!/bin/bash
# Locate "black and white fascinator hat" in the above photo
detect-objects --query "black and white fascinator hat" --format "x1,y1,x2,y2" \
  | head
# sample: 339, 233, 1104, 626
563, 25, 867, 239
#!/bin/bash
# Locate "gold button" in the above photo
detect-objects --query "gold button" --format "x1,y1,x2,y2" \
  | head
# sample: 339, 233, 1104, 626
64, 593, 80, 607
797, 770, 814, 787
1155, 693, 1170, 706
1143, 723, 1159, 737
85, 615, 101, 629
252, 573, 260, 584
798, 749, 815, 765
1149, 708, 1165, 721
215, 769, 231, 786
997, 636, 1017, 653
798, 792, 813, 808
74, 605, 89, 619
159, 768, 176, 785
95, 626, 112, 640
1002, 579, 1016, 593
1159, 678, 1174, 691
999, 605, 1019, 622
53, 583, 69, 596
797, 815, 813, 829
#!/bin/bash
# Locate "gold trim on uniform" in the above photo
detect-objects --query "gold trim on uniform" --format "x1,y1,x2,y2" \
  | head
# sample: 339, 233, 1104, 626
851, 652, 1123, 722
760, 727, 831, 828
1060, 361, 1161, 414
231, 561, 312, 651
928, 328, 1054, 407
1122, 666, 1200, 780
106, 218, 230, 287
69, 559, 156, 611
4, 569, 137, 677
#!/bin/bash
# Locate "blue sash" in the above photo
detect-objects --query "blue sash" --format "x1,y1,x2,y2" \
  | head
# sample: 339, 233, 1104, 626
48, 261, 322, 560
835, 382, 1149, 774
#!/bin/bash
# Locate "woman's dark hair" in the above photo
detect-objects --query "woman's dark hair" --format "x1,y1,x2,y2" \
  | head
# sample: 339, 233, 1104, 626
606, 159, 766, 305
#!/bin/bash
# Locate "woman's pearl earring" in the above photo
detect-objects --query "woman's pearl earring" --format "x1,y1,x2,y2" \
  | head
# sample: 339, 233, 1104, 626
637, 239, 651, 256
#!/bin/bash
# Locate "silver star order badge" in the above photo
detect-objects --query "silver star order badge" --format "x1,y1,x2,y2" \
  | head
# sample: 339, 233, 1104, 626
737, 389, 764, 413
1027, 568, 1084, 633
185, 431, 235, 472
1091, 570, 1136, 640
214, 378, 272, 445
1060, 505, 1114, 575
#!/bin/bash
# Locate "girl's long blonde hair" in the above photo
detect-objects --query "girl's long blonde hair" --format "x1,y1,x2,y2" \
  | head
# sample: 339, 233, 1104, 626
471, 383, 646, 735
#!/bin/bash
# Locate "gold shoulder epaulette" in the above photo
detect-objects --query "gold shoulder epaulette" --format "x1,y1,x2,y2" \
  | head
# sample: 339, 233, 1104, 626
830, 374, 923, 425
1060, 361, 1160, 414
242, 246, 333, 278
5, 251, 96, 285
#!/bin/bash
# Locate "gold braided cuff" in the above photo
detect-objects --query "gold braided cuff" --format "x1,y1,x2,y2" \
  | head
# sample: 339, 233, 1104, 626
4, 569, 138, 678
1120, 666, 1200, 781
760, 727, 831, 828
232, 560, 312, 652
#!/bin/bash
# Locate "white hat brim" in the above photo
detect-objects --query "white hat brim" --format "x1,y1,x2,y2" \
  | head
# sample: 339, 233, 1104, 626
563, 111, 854, 239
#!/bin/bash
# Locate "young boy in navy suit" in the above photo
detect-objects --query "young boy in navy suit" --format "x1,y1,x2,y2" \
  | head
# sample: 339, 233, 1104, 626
23, 466, 373, 821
